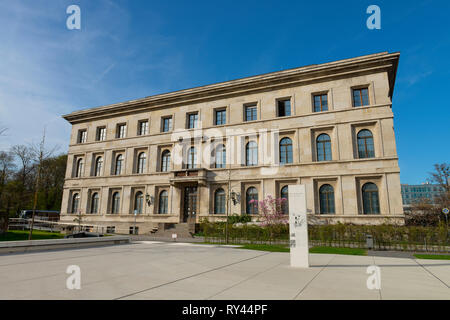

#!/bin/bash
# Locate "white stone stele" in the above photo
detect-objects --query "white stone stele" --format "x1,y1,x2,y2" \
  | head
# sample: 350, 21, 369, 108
288, 184, 309, 268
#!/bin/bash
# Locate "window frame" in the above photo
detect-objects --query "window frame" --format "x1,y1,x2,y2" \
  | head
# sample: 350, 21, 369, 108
244, 104, 257, 122
352, 87, 370, 107
116, 123, 127, 139
161, 116, 173, 133
276, 98, 292, 117
313, 93, 329, 112
138, 120, 149, 136
214, 108, 227, 126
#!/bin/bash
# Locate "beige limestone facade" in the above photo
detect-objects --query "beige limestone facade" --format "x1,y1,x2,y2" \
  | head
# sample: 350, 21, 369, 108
60, 52, 404, 234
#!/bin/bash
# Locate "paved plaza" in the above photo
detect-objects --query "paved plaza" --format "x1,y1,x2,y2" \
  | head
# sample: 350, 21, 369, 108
0, 241, 449, 300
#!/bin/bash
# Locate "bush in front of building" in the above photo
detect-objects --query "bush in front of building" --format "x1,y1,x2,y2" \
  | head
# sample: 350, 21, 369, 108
200, 221, 449, 252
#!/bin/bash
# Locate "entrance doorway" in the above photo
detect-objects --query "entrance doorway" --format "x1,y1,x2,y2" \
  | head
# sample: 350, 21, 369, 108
183, 186, 198, 222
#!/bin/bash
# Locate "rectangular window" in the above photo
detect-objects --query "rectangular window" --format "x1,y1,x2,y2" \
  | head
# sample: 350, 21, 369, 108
78, 130, 87, 143
187, 113, 198, 129
277, 99, 291, 117
215, 109, 226, 125
96, 127, 106, 141
352, 88, 369, 107
313, 94, 328, 112
138, 120, 149, 136
116, 124, 127, 138
244, 105, 257, 121
106, 226, 115, 233
162, 116, 172, 132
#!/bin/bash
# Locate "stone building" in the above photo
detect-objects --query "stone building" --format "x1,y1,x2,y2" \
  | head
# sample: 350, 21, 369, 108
60, 52, 404, 234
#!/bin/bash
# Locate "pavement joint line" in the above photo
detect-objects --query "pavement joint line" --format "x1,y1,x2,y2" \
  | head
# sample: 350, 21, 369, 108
113, 251, 272, 300
0, 244, 137, 268
205, 259, 285, 300
412, 258, 450, 289
292, 254, 335, 300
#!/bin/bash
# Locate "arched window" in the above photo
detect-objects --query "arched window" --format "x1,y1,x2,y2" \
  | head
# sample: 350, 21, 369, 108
214, 188, 226, 214
159, 190, 168, 214
111, 192, 120, 214
319, 184, 335, 214
246, 187, 258, 214
76, 158, 83, 177
161, 150, 171, 172
134, 191, 144, 214
214, 144, 226, 169
362, 183, 380, 214
71, 193, 80, 213
279, 138, 293, 164
90, 193, 99, 214
137, 152, 146, 174
280, 186, 289, 214
246, 141, 258, 166
357, 129, 375, 159
316, 134, 332, 161
115, 155, 123, 175
187, 147, 197, 169
95, 157, 103, 177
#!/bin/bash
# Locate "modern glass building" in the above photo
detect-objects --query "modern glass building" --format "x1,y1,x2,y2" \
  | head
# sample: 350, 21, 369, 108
401, 183, 445, 206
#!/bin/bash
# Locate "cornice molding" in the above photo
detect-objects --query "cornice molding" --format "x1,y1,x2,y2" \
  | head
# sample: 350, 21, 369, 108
63, 51, 400, 124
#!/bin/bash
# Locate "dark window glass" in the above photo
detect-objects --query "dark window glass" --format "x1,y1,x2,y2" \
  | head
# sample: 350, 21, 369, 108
90, 193, 99, 214
280, 186, 289, 214
277, 99, 291, 117
246, 187, 258, 214
76, 158, 84, 177
159, 190, 168, 214
116, 124, 126, 138
362, 183, 380, 214
162, 117, 172, 132
71, 193, 80, 213
313, 94, 328, 112
246, 141, 258, 166
214, 188, 226, 214
245, 105, 257, 121
111, 192, 120, 214
316, 134, 332, 161
137, 152, 146, 174
95, 157, 103, 176
115, 155, 123, 175
134, 191, 144, 214
215, 109, 226, 125
96, 127, 106, 141
78, 130, 87, 143
138, 121, 148, 135
357, 129, 375, 158
353, 88, 369, 107
188, 113, 198, 129
161, 150, 171, 172
186, 147, 197, 169
279, 137, 293, 164
319, 184, 335, 214
214, 144, 226, 168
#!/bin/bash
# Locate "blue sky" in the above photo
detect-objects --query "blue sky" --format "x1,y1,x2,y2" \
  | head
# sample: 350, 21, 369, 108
0, 0, 448, 184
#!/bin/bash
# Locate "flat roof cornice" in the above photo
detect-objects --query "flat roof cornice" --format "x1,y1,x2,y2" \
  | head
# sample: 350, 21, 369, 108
63, 51, 400, 124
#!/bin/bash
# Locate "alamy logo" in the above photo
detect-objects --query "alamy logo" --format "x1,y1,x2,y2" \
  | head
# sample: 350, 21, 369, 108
366, 265, 381, 290
66, 5, 81, 30
66, 265, 81, 290
366, 5, 381, 30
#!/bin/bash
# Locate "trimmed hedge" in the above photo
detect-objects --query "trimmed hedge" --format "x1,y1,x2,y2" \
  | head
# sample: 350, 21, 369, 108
200, 221, 450, 252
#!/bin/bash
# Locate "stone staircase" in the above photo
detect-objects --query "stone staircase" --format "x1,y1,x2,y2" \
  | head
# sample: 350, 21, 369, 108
151, 223, 195, 238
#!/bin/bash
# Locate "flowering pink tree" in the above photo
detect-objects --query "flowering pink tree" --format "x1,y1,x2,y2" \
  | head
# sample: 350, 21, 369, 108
249, 195, 289, 226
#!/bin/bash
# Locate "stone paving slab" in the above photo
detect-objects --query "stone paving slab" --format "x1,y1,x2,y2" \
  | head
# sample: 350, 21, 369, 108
0, 241, 448, 300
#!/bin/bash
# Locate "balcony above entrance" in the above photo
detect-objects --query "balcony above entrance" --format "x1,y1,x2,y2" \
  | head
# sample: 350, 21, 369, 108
170, 168, 208, 186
